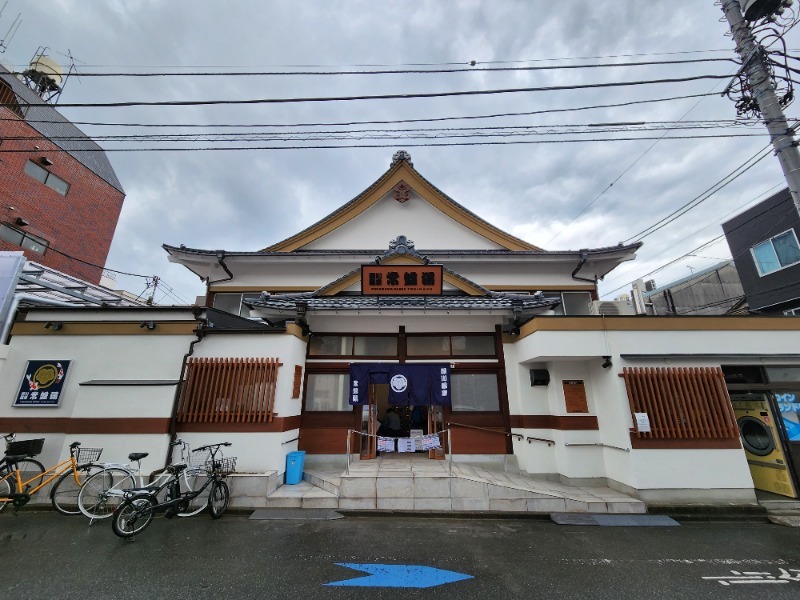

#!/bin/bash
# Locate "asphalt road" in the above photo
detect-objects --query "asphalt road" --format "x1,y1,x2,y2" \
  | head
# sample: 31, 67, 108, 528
2, 511, 800, 599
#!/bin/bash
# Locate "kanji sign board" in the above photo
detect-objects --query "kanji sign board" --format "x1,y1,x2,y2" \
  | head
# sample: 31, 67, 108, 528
361, 265, 443, 295
14, 360, 71, 407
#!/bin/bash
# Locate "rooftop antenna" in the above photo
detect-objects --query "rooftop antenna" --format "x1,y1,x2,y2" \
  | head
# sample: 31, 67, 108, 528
0, 1, 22, 53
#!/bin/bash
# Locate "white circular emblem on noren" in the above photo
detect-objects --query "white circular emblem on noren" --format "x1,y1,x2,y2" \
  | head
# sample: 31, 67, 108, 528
390, 374, 408, 393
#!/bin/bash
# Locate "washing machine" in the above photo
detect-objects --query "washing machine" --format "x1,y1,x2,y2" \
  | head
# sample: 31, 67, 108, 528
732, 395, 798, 498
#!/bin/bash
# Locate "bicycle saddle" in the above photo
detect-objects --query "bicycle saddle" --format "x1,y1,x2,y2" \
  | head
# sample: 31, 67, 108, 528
128, 452, 149, 461
3, 454, 28, 464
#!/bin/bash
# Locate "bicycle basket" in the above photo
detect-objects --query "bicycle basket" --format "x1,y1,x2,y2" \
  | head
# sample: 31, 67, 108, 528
6, 438, 45, 457
187, 448, 211, 475
76, 447, 103, 463
208, 457, 236, 476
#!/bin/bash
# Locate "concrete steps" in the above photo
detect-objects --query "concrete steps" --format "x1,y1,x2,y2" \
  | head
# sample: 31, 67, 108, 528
266, 457, 647, 514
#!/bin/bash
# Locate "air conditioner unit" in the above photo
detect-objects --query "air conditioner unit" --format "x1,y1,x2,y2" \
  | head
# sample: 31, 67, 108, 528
589, 300, 636, 316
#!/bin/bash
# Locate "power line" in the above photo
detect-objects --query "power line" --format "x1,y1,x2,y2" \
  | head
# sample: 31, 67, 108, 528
0, 92, 723, 129
0, 132, 770, 154
3, 73, 738, 109
16, 57, 734, 78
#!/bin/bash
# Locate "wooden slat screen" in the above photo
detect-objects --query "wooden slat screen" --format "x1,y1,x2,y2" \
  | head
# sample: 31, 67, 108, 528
622, 367, 738, 440
176, 357, 281, 424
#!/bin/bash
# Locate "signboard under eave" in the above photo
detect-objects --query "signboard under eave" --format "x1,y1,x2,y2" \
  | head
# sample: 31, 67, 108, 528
361, 264, 443, 295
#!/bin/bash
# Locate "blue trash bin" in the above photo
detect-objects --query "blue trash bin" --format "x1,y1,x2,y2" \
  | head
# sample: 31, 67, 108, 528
285, 450, 306, 485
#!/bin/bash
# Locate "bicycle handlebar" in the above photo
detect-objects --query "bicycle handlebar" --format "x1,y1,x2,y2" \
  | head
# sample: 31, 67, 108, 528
193, 442, 232, 453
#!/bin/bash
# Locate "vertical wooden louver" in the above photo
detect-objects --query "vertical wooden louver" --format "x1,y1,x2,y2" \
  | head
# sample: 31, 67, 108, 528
622, 367, 739, 447
176, 357, 281, 424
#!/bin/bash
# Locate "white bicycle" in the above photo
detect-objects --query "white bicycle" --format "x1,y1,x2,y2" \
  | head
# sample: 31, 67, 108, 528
77, 438, 213, 521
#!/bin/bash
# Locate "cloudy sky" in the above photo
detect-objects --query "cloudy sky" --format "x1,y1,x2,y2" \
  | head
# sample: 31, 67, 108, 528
3, 1, 799, 304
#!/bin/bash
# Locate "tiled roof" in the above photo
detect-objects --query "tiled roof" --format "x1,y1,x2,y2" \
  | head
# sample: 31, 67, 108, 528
0, 66, 124, 193
248, 292, 559, 313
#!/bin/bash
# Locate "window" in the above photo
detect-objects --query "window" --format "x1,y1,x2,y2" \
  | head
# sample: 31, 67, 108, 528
24, 160, 70, 196
451, 373, 500, 411
305, 373, 351, 411
0, 223, 48, 254
752, 229, 800, 276
211, 293, 261, 317
308, 335, 397, 357
407, 335, 495, 357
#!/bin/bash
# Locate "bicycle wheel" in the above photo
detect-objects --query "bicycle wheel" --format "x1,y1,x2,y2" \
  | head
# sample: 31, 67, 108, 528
208, 480, 230, 519
0, 470, 13, 513
5, 459, 45, 493
51, 464, 101, 515
77, 467, 136, 520
111, 496, 157, 538
176, 473, 212, 517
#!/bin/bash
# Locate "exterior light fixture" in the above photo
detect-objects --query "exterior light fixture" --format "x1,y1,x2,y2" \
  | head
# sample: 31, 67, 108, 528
139, 321, 156, 330
39, 157, 53, 166
602, 356, 613, 369
44, 321, 62, 330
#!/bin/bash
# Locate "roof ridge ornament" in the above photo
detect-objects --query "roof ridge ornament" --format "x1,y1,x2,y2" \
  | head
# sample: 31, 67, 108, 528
390, 150, 413, 167
375, 235, 429, 264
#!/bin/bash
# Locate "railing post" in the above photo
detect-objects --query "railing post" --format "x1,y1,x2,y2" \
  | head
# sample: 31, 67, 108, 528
346, 429, 351, 475
447, 428, 453, 475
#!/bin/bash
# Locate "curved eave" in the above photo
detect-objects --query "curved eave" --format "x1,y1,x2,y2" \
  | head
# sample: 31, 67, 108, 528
261, 160, 540, 253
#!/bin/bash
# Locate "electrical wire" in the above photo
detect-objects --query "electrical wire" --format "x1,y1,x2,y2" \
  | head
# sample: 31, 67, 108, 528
5, 73, 739, 109
16, 57, 735, 78
0, 92, 723, 129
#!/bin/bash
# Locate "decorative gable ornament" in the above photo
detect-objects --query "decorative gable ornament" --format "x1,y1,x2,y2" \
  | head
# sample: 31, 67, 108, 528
390, 150, 413, 167
393, 181, 411, 203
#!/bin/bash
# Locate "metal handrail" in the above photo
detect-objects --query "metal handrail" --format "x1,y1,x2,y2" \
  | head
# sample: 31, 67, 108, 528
526, 436, 555, 446
564, 442, 631, 453
447, 422, 524, 441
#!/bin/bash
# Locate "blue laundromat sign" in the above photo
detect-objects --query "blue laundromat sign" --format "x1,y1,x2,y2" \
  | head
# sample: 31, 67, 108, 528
14, 360, 71, 407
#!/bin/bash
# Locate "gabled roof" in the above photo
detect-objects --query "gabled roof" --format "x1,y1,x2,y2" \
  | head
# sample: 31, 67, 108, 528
263, 151, 539, 252
0, 65, 124, 194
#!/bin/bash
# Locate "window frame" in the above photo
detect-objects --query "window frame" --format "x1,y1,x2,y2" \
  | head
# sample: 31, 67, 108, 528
24, 160, 70, 196
751, 228, 800, 276
0, 223, 48, 254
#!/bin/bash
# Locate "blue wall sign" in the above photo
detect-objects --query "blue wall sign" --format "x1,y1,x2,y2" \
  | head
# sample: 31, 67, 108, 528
325, 563, 473, 588
14, 360, 71, 407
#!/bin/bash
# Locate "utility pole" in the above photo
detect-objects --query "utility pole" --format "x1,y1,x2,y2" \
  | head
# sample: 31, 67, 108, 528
720, 0, 800, 215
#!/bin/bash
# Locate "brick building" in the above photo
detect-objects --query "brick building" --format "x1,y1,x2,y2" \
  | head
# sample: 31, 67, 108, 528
0, 64, 125, 284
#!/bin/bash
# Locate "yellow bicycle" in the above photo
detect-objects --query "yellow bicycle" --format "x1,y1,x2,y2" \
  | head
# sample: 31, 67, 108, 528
0, 439, 104, 514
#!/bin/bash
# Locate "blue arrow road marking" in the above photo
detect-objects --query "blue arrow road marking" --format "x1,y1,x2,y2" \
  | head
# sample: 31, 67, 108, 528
325, 563, 473, 588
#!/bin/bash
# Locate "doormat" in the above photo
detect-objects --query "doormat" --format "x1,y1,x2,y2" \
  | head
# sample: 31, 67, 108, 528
249, 508, 344, 521
550, 513, 679, 526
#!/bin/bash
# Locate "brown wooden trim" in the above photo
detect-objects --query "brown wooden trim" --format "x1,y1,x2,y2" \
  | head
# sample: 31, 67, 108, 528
508, 415, 600, 430
292, 365, 303, 399
178, 415, 301, 433
176, 356, 282, 425
630, 435, 742, 449
11, 322, 198, 336
0, 417, 170, 434
622, 366, 739, 442
519, 316, 800, 336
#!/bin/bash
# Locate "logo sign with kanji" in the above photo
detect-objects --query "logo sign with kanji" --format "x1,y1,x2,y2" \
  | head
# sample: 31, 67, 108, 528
14, 360, 71, 407
361, 265, 443, 295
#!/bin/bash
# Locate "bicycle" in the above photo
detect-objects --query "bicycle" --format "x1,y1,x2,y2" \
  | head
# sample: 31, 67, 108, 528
111, 442, 235, 538
0, 434, 47, 491
0, 439, 104, 514
77, 438, 213, 521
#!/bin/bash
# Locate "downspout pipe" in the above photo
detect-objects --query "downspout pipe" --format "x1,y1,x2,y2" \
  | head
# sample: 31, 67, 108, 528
164, 318, 206, 467
571, 250, 597, 284
202, 250, 235, 313
1, 294, 76, 345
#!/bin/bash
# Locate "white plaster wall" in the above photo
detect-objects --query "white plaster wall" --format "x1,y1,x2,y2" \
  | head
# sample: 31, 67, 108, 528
0, 334, 191, 421
303, 190, 506, 251
191, 332, 308, 420
310, 314, 501, 335
630, 449, 753, 491
176, 432, 298, 474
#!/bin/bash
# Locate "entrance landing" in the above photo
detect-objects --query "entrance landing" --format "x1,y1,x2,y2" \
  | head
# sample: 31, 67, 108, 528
266, 455, 647, 514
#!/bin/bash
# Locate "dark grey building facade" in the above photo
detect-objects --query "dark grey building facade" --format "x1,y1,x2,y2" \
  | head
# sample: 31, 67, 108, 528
723, 188, 800, 314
